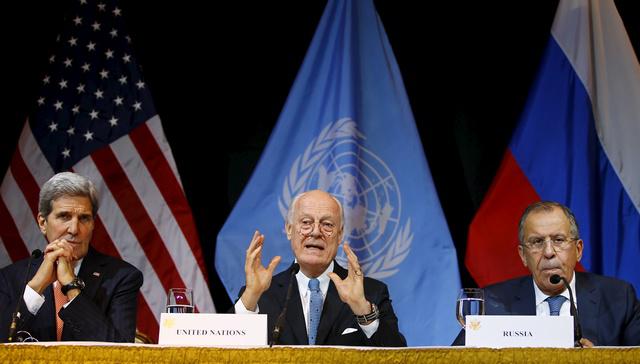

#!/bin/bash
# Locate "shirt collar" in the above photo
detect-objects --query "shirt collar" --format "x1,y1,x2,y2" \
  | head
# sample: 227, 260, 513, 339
533, 272, 577, 307
295, 261, 334, 297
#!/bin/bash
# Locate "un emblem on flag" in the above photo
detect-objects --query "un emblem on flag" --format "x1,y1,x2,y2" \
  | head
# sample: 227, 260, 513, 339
279, 118, 413, 279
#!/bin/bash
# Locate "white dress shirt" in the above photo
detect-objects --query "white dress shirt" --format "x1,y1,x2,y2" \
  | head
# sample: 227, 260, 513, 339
533, 273, 577, 316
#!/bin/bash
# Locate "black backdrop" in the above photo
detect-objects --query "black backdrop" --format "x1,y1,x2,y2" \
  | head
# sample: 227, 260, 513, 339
3, 1, 639, 311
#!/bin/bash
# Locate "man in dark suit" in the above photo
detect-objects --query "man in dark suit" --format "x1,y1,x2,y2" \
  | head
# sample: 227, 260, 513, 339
0, 172, 143, 342
454, 201, 640, 346
233, 190, 406, 346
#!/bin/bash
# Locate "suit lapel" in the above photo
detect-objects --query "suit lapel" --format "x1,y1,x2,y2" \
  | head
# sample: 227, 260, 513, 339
512, 277, 536, 315
575, 272, 599, 344
316, 263, 349, 344
77, 248, 105, 301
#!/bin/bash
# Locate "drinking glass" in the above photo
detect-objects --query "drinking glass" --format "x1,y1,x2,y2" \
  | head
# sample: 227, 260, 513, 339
456, 288, 484, 329
166, 288, 194, 313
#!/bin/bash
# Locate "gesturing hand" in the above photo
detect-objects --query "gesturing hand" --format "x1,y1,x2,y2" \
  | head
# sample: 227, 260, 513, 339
329, 243, 371, 316
240, 230, 281, 311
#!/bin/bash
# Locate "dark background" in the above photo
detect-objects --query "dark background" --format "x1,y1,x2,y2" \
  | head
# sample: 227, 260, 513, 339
3, 1, 639, 312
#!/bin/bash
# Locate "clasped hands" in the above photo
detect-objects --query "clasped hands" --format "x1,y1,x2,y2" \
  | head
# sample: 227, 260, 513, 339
28, 239, 78, 297
240, 230, 373, 316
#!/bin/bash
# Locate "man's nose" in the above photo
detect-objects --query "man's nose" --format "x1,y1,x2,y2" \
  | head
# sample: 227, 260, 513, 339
310, 222, 323, 237
66, 217, 79, 234
542, 240, 556, 258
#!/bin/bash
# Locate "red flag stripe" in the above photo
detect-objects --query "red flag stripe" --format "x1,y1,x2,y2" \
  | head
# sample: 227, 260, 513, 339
137, 292, 160, 343
9, 150, 41, 219
129, 121, 208, 281
0, 197, 30, 261
90, 145, 187, 291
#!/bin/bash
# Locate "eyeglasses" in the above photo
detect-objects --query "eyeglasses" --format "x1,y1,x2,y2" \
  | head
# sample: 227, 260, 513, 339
298, 219, 336, 237
521, 236, 577, 252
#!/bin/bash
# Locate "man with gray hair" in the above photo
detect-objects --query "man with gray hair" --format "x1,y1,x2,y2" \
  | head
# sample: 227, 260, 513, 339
453, 201, 640, 346
233, 189, 406, 346
0, 172, 143, 342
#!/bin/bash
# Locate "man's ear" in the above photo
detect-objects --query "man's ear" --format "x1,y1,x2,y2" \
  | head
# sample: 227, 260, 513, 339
37, 213, 47, 235
285, 223, 292, 240
517, 245, 528, 268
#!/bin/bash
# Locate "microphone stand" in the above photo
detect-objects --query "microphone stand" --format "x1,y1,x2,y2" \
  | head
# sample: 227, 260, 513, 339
270, 263, 299, 347
7, 249, 42, 342
550, 274, 582, 347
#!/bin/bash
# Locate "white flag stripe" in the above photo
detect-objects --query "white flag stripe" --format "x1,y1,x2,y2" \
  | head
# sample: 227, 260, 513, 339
110, 133, 213, 312
552, 0, 640, 212
0, 171, 46, 254
147, 116, 182, 190
0, 237, 11, 268
74, 156, 167, 321
18, 122, 54, 187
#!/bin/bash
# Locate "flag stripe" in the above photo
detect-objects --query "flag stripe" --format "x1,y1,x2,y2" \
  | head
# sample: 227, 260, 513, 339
129, 122, 208, 281
18, 122, 54, 187
9, 152, 40, 218
110, 131, 212, 312
0, 198, 30, 261
1, 172, 46, 255
89, 145, 187, 291
0, 237, 11, 268
146, 116, 182, 189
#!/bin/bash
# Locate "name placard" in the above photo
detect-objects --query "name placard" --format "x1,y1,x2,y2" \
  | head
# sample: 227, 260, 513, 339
465, 315, 573, 348
158, 313, 267, 346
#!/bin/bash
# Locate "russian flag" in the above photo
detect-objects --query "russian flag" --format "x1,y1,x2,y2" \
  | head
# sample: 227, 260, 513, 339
466, 0, 640, 294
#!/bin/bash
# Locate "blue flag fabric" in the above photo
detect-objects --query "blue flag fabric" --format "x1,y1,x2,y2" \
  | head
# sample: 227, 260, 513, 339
216, 0, 461, 346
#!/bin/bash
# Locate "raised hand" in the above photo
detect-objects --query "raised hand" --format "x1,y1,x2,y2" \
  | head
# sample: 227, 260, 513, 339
329, 243, 371, 315
240, 230, 281, 311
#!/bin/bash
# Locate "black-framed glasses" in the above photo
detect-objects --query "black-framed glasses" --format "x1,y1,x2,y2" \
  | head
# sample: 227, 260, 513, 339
521, 236, 577, 252
298, 219, 336, 237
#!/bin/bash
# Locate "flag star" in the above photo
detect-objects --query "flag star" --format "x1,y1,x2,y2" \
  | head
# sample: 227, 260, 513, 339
125, 35, 131, 43
68, 37, 78, 46
92, 21, 101, 31
114, 96, 123, 105
54, 100, 63, 110
113, 7, 122, 16
72, 105, 80, 114
43, 75, 50, 84
118, 75, 127, 84
108, 116, 118, 126
64, 58, 73, 68
49, 55, 56, 63
122, 54, 131, 63
76, 83, 85, 93
59, 79, 68, 89
62, 148, 71, 158
67, 126, 75, 135
89, 109, 99, 119
87, 41, 96, 51
79, 0, 87, 4
110, 29, 118, 38
84, 131, 94, 141
94, 89, 104, 99
132, 101, 142, 111
73, 16, 82, 25
48, 122, 58, 132
98, 3, 106, 11
37, 97, 45, 105
56, 34, 61, 42
99, 69, 109, 79
81, 63, 90, 72
136, 81, 145, 89
105, 49, 114, 59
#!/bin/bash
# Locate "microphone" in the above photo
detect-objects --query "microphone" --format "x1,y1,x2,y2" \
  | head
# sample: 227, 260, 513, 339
7, 249, 42, 342
270, 262, 300, 347
549, 274, 583, 347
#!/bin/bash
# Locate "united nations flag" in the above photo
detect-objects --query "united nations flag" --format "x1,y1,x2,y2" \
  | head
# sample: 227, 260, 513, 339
215, 0, 461, 346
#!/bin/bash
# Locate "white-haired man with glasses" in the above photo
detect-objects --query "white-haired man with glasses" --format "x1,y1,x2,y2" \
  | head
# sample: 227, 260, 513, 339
453, 201, 640, 346
232, 190, 406, 346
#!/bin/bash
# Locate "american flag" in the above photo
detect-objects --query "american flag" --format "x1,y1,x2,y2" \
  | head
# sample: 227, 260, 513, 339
0, 0, 215, 341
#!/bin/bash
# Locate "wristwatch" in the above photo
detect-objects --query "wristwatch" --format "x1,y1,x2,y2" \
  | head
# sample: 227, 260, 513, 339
61, 277, 86, 295
355, 302, 379, 325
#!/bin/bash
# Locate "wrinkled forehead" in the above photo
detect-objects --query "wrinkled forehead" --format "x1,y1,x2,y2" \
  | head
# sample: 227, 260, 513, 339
523, 208, 571, 237
295, 193, 341, 220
